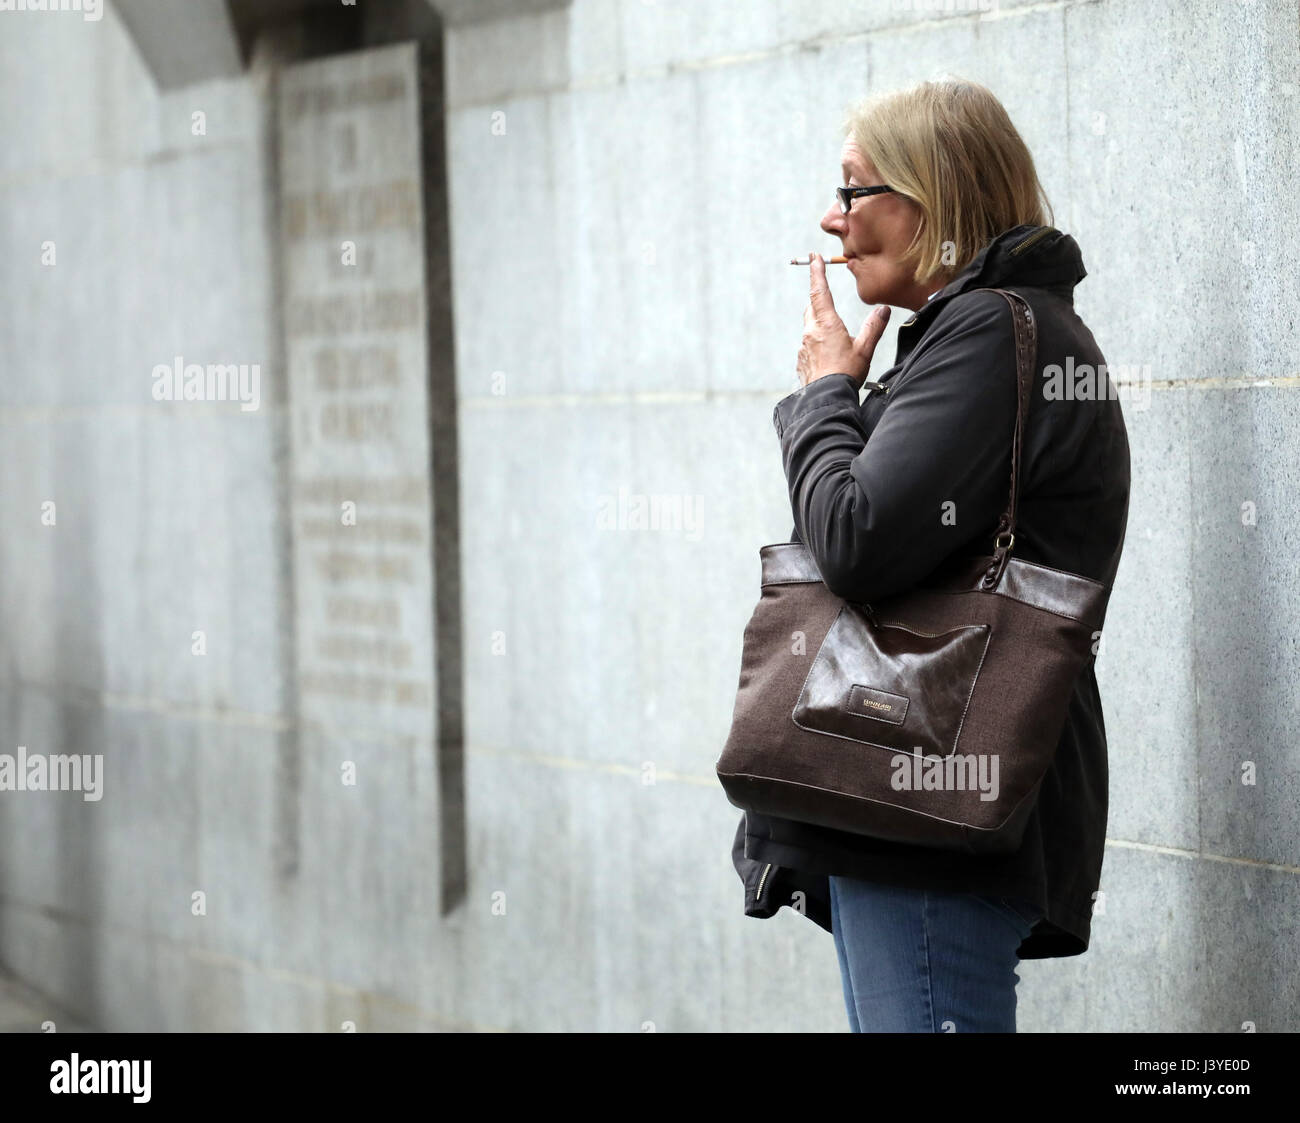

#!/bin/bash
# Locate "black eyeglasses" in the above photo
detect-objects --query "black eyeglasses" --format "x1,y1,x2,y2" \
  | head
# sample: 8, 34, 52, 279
836, 184, 896, 214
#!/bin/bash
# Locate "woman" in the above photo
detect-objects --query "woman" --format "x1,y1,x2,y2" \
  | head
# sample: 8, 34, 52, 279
731, 77, 1131, 1033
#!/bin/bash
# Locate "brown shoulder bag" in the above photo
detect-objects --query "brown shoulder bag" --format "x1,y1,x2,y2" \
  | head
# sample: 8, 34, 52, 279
715, 288, 1112, 855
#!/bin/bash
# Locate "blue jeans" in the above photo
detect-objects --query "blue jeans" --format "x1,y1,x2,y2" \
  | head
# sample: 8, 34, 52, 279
829, 875, 1042, 1033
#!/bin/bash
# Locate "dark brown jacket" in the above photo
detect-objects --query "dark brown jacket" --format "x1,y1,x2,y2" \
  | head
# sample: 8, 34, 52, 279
732, 224, 1131, 958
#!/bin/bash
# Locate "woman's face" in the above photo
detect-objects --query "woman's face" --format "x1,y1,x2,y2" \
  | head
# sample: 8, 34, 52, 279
819, 137, 942, 312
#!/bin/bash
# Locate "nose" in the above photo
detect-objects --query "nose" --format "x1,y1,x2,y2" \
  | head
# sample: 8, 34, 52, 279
820, 198, 847, 239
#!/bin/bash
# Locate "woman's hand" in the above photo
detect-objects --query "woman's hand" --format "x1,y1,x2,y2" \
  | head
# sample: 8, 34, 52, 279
796, 252, 892, 388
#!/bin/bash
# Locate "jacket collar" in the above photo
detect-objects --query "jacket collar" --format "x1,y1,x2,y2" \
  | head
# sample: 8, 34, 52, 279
895, 224, 1086, 337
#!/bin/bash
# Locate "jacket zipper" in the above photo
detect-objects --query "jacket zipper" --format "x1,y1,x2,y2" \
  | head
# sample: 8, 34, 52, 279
1009, 226, 1052, 256
755, 863, 773, 902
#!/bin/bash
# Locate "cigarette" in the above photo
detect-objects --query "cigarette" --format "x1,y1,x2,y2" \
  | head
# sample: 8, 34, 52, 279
790, 254, 849, 264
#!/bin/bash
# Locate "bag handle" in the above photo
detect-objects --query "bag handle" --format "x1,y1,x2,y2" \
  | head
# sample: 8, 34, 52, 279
977, 287, 1037, 590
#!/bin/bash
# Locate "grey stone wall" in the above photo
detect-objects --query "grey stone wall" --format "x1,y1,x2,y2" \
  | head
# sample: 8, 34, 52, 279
0, 0, 1296, 1032
442, 0, 1300, 1034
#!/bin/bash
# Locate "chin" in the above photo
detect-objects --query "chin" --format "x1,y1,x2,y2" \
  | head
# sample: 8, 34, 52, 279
854, 278, 884, 306
849, 264, 881, 306
857, 276, 904, 310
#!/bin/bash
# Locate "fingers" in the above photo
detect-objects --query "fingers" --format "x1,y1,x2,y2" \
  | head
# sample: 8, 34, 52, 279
807, 250, 832, 316
853, 304, 892, 362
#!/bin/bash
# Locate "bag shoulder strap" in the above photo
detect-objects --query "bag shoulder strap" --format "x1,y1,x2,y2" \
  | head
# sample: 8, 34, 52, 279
976, 287, 1037, 590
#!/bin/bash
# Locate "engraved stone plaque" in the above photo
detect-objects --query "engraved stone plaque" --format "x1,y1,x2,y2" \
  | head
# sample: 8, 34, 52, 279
279, 45, 437, 747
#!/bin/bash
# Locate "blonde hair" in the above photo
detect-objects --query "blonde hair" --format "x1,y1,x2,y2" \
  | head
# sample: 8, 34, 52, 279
842, 77, 1054, 286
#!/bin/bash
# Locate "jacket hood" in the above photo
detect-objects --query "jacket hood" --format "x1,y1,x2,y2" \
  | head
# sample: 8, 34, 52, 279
902, 224, 1086, 330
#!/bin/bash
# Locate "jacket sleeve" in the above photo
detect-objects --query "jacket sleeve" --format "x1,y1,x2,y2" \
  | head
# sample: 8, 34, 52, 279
772, 291, 1020, 603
